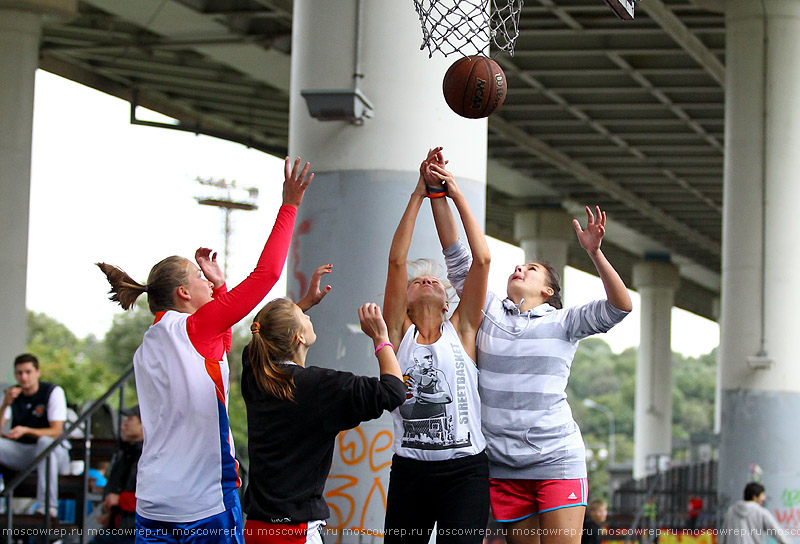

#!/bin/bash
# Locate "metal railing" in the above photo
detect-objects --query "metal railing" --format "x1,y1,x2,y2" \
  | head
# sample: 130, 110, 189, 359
612, 459, 718, 542
1, 366, 134, 544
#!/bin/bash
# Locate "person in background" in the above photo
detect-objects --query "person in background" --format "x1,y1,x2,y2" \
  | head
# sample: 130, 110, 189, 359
93, 405, 144, 544
718, 482, 789, 544
581, 499, 607, 544
0, 353, 71, 518
687, 495, 703, 529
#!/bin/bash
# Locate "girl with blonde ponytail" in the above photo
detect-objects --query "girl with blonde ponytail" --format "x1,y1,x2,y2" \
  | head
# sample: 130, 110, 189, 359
96, 157, 314, 544
240, 266, 405, 544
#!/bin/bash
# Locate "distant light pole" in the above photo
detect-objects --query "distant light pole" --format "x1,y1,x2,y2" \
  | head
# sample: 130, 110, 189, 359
196, 177, 259, 277
584, 398, 615, 467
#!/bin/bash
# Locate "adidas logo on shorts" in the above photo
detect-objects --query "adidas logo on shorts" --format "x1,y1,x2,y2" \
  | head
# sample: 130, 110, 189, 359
568, 492, 578, 500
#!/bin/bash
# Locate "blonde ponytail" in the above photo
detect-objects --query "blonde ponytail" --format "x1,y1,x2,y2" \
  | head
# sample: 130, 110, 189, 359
247, 298, 303, 401
97, 255, 191, 314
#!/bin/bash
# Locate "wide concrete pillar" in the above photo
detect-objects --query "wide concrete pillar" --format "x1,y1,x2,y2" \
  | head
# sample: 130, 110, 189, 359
719, 0, 800, 526
632, 260, 679, 479
0, 1, 75, 381
288, 1, 487, 539
513, 209, 573, 294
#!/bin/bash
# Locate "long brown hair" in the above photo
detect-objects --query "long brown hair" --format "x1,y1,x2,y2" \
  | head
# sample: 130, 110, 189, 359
96, 256, 191, 314
247, 298, 303, 401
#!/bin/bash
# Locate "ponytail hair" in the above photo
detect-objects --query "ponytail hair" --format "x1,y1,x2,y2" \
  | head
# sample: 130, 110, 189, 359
96, 256, 191, 314
541, 262, 563, 310
247, 298, 303, 401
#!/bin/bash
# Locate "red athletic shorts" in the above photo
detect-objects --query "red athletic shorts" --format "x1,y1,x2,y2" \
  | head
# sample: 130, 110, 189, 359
244, 520, 325, 544
489, 477, 588, 522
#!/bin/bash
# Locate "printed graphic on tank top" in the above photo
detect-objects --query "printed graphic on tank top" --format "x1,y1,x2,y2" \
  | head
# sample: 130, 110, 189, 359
392, 321, 485, 461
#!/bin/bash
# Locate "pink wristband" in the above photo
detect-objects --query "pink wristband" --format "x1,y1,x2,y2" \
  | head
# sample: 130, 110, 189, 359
375, 342, 394, 356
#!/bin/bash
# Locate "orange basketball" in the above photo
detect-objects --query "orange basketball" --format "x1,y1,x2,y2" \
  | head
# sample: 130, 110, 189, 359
442, 55, 507, 119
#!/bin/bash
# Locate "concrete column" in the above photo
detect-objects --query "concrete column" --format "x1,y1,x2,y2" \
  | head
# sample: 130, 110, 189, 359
719, 0, 800, 525
0, 1, 75, 381
288, 1, 487, 539
513, 209, 573, 293
0, 1, 76, 382
632, 260, 679, 480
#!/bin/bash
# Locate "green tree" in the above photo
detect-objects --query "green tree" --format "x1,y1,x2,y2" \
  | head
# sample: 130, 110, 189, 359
102, 299, 152, 375
570, 338, 717, 501
228, 324, 251, 464
26, 311, 117, 408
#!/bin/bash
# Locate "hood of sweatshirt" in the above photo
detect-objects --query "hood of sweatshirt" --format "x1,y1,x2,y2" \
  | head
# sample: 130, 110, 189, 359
731, 500, 766, 520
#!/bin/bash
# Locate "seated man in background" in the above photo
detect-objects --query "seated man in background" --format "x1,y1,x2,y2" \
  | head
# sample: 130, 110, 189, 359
93, 405, 143, 544
0, 353, 71, 518
582, 499, 608, 544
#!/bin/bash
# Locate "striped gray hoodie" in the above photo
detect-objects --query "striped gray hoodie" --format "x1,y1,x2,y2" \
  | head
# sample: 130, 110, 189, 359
444, 240, 629, 479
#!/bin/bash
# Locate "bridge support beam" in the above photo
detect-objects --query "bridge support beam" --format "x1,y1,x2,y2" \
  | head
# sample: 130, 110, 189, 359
632, 259, 679, 480
288, 0, 487, 539
718, 0, 800, 519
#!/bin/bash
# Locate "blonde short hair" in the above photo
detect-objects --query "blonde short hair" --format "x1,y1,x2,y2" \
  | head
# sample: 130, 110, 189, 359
407, 258, 456, 304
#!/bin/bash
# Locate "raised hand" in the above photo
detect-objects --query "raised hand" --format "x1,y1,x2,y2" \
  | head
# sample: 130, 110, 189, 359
297, 264, 333, 312
421, 147, 447, 194
573, 205, 606, 255
3, 386, 20, 407
195, 247, 225, 289
358, 303, 390, 344
415, 158, 430, 198
428, 163, 461, 200
282, 156, 314, 208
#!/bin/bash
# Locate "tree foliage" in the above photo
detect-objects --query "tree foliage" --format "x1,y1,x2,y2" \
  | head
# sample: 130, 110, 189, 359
102, 299, 152, 375
569, 340, 716, 501
27, 311, 117, 408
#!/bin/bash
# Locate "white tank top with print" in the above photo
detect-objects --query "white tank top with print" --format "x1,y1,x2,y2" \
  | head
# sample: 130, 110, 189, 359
391, 320, 485, 461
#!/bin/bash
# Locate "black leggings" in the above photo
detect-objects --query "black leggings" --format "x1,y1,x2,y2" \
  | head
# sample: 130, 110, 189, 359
384, 451, 489, 544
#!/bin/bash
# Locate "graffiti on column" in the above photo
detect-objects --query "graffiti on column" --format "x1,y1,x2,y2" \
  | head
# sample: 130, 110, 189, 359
288, 219, 312, 302
326, 426, 394, 540
774, 488, 800, 529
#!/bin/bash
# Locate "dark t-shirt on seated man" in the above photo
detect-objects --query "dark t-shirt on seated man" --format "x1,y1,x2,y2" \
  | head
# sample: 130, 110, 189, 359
10, 382, 58, 444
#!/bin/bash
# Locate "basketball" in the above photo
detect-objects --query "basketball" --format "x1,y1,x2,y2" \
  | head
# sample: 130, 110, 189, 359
442, 55, 507, 119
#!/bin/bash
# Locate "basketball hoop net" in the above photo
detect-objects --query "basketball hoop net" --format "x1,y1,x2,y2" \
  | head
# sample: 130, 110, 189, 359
413, 0, 524, 58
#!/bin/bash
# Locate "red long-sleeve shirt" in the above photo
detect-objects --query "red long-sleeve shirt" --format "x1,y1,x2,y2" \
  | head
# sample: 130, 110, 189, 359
186, 204, 297, 360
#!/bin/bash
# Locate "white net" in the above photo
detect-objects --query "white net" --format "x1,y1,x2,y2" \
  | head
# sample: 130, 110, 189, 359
413, 0, 524, 58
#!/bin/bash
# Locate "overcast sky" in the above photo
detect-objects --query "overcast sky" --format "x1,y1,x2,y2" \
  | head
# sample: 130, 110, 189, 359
26, 71, 719, 357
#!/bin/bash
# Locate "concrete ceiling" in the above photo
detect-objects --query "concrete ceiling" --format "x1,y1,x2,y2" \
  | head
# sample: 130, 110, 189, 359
39, 0, 726, 320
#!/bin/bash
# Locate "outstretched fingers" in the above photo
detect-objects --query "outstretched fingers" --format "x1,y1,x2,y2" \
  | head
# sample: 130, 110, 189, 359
195, 247, 217, 263
311, 263, 333, 295
298, 161, 313, 187
585, 205, 596, 226
282, 156, 314, 207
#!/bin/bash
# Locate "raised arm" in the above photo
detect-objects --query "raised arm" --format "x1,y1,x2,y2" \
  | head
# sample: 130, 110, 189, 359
573, 206, 632, 312
189, 157, 313, 343
424, 148, 461, 252
427, 163, 490, 340
383, 188, 426, 348
425, 150, 470, 297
